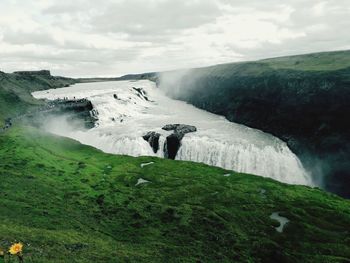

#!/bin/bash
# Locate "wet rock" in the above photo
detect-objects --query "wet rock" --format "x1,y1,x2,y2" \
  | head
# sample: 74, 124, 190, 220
162, 124, 197, 134
132, 87, 149, 101
164, 133, 182, 159
143, 131, 161, 153
162, 124, 197, 159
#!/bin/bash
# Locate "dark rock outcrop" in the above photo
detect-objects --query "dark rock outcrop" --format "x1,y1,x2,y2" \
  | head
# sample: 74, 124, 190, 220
164, 133, 182, 159
162, 124, 197, 159
33, 98, 97, 129
132, 87, 149, 101
142, 124, 197, 159
143, 131, 161, 153
162, 124, 197, 135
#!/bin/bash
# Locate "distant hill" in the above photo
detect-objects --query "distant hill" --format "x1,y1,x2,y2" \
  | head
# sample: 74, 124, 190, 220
76, 72, 158, 83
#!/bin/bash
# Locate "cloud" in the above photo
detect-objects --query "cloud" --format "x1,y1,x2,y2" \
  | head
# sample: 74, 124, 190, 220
0, 0, 349, 77
2, 30, 57, 46
90, 0, 221, 36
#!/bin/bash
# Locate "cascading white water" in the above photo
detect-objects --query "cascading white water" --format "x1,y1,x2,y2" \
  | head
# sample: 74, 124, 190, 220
176, 136, 308, 184
32, 80, 314, 186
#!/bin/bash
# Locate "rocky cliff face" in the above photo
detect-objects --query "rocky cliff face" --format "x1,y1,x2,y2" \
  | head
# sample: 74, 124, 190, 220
0, 70, 76, 124
35, 99, 97, 129
158, 52, 350, 197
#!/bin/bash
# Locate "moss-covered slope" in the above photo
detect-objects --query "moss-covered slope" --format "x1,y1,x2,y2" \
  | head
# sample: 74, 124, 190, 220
0, 127, 349, 262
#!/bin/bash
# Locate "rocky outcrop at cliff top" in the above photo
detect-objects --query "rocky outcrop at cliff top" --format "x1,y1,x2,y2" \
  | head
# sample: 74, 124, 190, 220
13, 70, 51, 76
163, 124, 197, 159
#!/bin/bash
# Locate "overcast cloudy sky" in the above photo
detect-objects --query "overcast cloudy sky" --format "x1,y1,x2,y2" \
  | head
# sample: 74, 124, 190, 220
0, 0, 349, 77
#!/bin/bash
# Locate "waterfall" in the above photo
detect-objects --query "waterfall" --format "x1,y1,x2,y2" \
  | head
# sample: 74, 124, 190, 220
32, 80, 314, 186
176, 136, 311, 185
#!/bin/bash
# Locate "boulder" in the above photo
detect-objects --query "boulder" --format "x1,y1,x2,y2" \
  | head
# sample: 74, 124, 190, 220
143, 131, 161, 153
164, 133, 182, 159
162, 124, 197, 159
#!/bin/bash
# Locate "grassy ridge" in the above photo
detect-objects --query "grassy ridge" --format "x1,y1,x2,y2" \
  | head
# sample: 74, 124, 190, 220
261, 50, 350, 71
0, 71, 75, 124
0, 127, 349, 262
171, 50, 350, 81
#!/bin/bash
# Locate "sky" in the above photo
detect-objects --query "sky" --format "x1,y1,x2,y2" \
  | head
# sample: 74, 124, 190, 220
0, 0, 349, 77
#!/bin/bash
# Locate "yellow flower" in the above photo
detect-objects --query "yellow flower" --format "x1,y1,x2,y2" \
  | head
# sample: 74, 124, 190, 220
0, 249, 4, 257
9, 243, 23, 255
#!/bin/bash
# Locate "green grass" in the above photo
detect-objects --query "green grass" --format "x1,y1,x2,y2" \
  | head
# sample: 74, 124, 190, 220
184, 50, 350, 80
0, 127, 349, 262
261, 50, 350, 71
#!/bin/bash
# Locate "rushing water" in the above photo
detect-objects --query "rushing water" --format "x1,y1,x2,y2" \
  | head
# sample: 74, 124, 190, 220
32, 80, 314, 186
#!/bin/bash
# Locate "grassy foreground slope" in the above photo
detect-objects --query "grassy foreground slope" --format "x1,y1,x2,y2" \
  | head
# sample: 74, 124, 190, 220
0, 127, 349, 262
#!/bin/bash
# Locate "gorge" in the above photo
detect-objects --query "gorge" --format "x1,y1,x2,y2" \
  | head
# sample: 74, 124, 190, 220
32, 80, 313, 186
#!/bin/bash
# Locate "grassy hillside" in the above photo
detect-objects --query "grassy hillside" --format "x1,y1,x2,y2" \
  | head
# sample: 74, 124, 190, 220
0, 126, 349, 262
164, 50, 350, 81
261, 50, 350, 71
159, 50, 350, 197
0, 71, 75, 124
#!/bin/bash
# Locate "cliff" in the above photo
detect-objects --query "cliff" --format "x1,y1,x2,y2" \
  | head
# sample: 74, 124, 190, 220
159, 50, 350, 197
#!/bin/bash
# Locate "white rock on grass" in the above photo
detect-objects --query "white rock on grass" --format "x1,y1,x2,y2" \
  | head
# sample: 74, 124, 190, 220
270, 212, 290, 233
135, 178, 150, 186
140, 162, 154, 168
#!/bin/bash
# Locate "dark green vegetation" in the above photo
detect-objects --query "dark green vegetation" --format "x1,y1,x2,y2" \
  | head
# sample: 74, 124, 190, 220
159, 50, 350, 197
0, 70, 75, 124
0, 127, 349, 262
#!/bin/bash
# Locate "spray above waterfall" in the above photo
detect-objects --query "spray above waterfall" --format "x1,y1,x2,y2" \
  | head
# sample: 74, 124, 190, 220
32, 80, 314, 186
